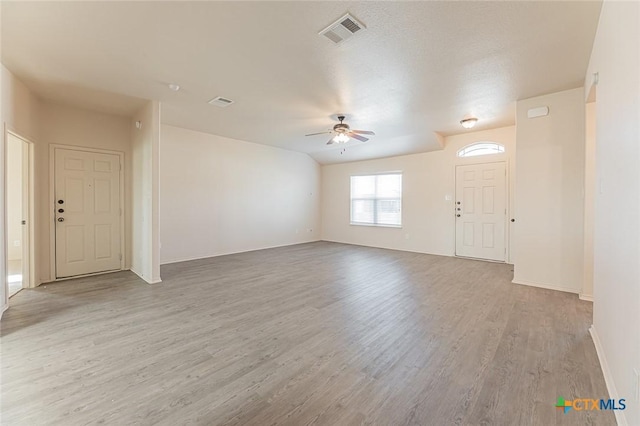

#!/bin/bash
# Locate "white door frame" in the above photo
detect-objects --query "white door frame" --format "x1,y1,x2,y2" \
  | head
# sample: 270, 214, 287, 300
49, 144, 125, 281
454, 159, 510, 262
4, 127, 35, 292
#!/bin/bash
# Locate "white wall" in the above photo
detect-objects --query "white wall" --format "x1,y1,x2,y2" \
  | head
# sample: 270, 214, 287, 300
6, 134, 23, 261
583, 101, 596, 300
131, 101, 161, 282
513, 88, 585, 294
321, 126, 516, 259
160, 125, 320, 264
585, 2, 640, 425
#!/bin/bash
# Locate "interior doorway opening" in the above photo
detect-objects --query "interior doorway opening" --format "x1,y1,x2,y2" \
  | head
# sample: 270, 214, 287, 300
5, 131, 34, 298
582, 81, 597, 302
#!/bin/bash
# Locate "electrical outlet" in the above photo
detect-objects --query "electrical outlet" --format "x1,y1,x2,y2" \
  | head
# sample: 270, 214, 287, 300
13, 240, 20, 247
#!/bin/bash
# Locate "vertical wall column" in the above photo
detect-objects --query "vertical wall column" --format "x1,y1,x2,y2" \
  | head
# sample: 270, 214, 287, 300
513, 88, 586, 294
131, 101, 161, 284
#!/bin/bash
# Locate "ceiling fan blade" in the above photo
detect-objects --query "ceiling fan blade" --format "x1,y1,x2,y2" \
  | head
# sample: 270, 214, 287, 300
351, 130, 375, 135
348, 132, 369, 142
326, 138, 336, 145
305, 131, 332, 137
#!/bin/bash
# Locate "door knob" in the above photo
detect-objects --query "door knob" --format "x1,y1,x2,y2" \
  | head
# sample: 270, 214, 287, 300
456, 214, 461, 217
58, 199, 64, 204
58, 209, 64, 213
57, 217, 64, 222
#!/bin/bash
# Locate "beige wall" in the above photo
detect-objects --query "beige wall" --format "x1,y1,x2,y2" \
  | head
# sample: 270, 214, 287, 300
40, 102, 133, 277
159, 124, 321, 264
1, 65, 134, 302
585, 2, 640, 425
321, 126, 516, 259
513, 88, 585, 294
6, 133, 24, 261
1, 65, 41, 313
131, 101, 161, 282
583, 102, 596, 300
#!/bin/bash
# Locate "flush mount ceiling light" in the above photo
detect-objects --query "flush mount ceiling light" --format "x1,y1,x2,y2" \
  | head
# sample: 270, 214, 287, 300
168, 83, 180, 92
460, 115, 478, 129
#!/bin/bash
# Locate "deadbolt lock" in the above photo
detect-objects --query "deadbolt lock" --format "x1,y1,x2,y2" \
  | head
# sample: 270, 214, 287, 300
58, 200, 64, 204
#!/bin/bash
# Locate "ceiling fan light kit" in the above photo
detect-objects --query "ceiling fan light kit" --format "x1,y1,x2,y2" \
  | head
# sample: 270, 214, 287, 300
305, 115, 375, 145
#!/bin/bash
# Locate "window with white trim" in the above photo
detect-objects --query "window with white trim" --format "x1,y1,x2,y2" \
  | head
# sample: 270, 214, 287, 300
350, 173, 402, 227
457, 142, 505, 158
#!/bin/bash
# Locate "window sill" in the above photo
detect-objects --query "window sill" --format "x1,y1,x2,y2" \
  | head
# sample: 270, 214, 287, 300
350, 222, 402, 229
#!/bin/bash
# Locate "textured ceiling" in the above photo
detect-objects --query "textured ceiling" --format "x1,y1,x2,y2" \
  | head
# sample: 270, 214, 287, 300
1, 1, 602, 164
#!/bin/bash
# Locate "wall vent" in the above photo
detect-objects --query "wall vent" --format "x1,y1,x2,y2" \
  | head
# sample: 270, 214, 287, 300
319, 13, 366, 45
208, 96, 234, 107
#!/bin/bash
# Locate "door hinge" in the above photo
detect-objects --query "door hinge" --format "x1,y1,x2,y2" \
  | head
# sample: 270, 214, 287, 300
119, 163, 122, 171
119, 253, 122, 261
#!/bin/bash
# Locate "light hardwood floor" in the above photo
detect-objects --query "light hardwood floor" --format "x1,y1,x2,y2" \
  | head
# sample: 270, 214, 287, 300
1, 242, 614, 425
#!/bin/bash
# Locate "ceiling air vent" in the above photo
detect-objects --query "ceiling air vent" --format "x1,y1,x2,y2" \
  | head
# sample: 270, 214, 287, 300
319, 13, 366, 45
208, 96, 234, 107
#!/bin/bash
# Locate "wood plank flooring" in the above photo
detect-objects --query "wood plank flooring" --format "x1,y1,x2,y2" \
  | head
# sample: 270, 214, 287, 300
0, 242, 614, 425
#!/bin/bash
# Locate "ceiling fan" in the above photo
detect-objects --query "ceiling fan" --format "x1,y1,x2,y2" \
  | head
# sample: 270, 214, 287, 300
305, 115, 375, 145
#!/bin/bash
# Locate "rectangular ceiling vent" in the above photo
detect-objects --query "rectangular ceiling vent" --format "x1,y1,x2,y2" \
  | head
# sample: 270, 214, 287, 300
319, 13, 366, 45
208, 96, 234, 107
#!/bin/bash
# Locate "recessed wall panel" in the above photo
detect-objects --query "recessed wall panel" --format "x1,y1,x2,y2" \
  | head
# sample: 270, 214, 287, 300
64, 158, 85, 171
463, 187, 475, 213
463, 222, 474, 246
482, 223, 495, 248
483, 186, 495, 214
94, 160, 112, 172
65, 177, 84, 213
66, 226, 85, 263
94, 179, 112, 213
482, 169, 495, 180
95, 224, 112, 259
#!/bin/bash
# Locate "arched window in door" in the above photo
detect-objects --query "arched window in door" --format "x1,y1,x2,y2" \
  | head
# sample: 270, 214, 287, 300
457, 142, 505, 158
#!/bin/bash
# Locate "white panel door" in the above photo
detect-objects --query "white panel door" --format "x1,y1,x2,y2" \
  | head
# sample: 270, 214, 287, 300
455, 162, 506, 261
55, 148, 121, 278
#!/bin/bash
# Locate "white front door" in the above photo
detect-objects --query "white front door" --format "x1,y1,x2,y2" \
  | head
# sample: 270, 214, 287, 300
455, 162, 506, 261
55, 148, 122, 278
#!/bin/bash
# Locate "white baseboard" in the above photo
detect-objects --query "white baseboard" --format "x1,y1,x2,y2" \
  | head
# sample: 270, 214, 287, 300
579, 293, 594, 302
589, 325, 628, 426
320, 239, 453, 258
160, 239, 322, 265
512, 278, 580, 295
130, 268, 162, 285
